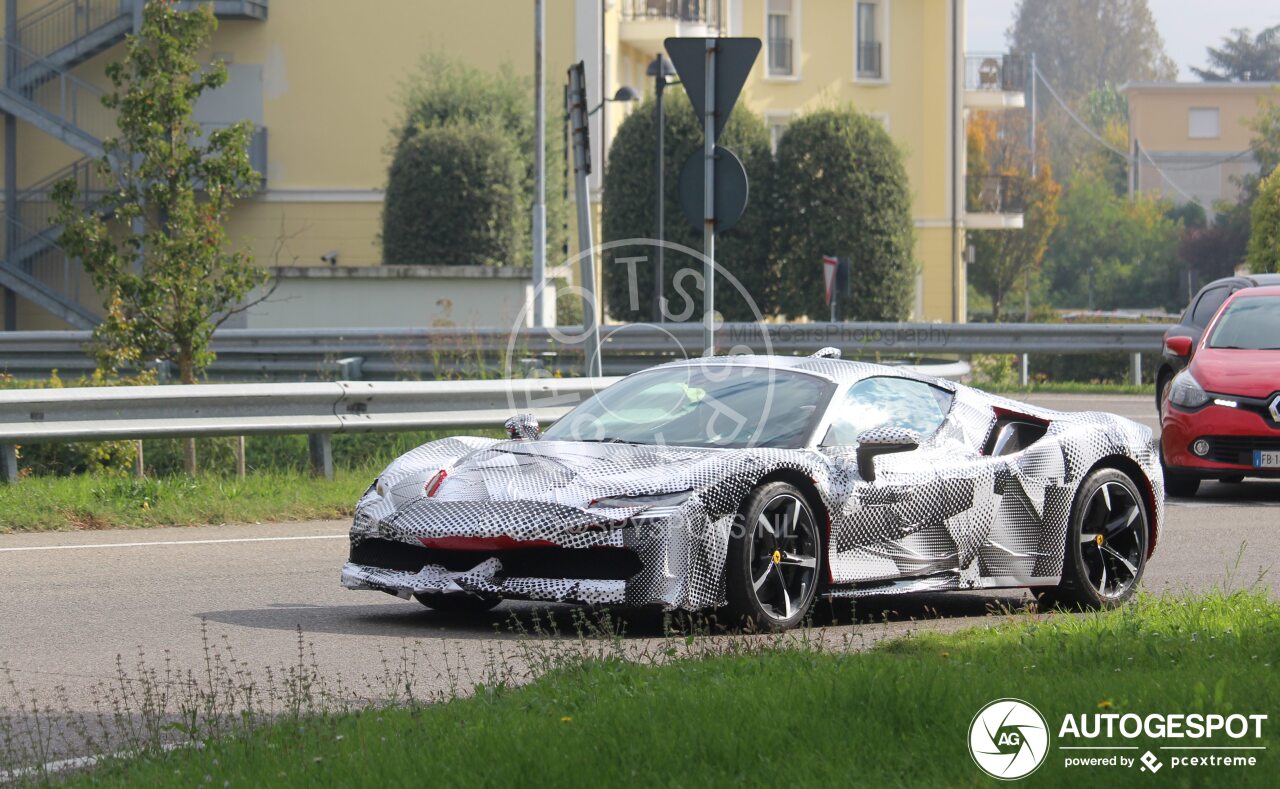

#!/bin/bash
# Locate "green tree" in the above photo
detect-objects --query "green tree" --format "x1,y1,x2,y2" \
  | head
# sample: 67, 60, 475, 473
772, 108, 916, 321
601, 90, 773, 322
1009, 0, 1174, 181
1042, 172, 1185, 311
1247, 168, 1280, 273
966, 112, 1061, 322
383, 55, 566, 267
383, 123, 524, 266
1191, 26, 1280, 82
52, 1, 264, 474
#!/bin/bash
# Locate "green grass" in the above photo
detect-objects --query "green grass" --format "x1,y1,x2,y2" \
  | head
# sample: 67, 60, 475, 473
0, 468, 370, 532
69, 592, 1280, 787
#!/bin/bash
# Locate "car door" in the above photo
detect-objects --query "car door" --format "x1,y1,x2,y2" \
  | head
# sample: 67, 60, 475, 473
819, 376, 980, 585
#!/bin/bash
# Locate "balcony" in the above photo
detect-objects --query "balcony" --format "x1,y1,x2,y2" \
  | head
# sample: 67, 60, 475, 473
619, 0, 722, 51
175, 1, 269, 20
965, 174, 1025, 229
964, 53, 1026, 110
856, 40, 882, 80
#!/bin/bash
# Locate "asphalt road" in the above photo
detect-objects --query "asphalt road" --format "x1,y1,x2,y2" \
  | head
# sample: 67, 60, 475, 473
0, 394, 1275, 767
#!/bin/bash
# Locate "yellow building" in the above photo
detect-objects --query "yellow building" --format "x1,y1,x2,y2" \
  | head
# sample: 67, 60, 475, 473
1122, 81, 1277, 217
0, 0, 1023, 331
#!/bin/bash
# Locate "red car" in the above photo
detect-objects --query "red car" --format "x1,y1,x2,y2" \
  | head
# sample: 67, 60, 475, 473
1160, 286, 1280, 497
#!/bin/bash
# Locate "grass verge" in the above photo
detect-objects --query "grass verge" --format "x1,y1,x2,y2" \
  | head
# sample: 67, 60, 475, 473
62, 591, 1279, 787
0, 469, 370, 532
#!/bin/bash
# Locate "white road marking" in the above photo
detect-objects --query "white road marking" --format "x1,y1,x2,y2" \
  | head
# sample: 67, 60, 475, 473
0, 534, 347, 553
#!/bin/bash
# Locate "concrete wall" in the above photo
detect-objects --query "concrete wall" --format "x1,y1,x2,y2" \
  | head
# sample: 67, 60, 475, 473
235, 265, 551, 331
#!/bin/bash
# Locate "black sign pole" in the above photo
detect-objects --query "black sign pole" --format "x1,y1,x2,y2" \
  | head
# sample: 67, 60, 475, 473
702, 38, 716, 357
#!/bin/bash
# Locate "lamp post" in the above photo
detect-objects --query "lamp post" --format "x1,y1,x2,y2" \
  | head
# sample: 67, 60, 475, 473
647, 53, 677, 323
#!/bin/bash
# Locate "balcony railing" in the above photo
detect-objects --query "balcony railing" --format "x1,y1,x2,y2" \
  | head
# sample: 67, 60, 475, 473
857, 40, 882, 79
964, 53, 1027, 93
621, 0, 721, 29
966, 174, 1026, 215
768, 37, 793, 76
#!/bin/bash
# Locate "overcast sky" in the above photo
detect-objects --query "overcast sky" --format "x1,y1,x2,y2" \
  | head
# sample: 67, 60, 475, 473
968, 0, 1280, 80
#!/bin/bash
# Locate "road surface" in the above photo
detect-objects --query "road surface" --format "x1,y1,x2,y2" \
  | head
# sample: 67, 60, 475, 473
0, 394, 1275, 768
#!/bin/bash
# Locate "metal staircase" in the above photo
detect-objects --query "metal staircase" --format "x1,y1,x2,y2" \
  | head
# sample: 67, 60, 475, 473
1, 0, 268, 330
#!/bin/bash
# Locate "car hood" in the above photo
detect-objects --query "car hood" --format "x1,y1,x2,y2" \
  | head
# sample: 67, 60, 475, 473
432, 439, 731, 509
1192, 349, 1280, 398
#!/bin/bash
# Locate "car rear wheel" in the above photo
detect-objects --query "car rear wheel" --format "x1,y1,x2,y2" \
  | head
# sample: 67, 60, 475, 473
414, 592, 502, 613
1038, 469, 1149, 611
724, 482, 823, 632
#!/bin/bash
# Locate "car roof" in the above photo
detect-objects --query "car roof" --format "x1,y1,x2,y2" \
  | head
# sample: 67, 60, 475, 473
651, 353, 956, 389
1202, 273, 1280, 290
1226, 284, 1280, 299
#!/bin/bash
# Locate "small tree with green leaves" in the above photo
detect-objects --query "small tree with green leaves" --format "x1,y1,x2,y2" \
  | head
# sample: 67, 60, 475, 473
53, 1, 266, 473
772, 108, 916, 321
1247, 168, 1280, 273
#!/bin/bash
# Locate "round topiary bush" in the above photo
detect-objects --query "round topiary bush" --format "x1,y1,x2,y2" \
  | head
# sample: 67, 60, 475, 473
772, 108, 917, 321
383, 122, 524, 266
601, 89, 775, 322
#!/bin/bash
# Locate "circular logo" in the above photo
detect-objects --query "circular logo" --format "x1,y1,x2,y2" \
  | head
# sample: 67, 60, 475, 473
968, 698, 1050, 780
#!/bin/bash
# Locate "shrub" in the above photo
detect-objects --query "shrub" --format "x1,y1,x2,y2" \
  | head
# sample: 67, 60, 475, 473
382, 55, 567, 268
383, 122, 524, 266
601, 90, 774, 322
772, 108, 917, 321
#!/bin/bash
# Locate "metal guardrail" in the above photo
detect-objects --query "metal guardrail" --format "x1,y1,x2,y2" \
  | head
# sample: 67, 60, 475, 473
0, 322, 1171, 381
0, 377, 618, 482
0, 356, 980, 482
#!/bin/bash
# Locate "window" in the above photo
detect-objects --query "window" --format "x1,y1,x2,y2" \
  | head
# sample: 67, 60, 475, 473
767, 0, 796, 77
766, 112, 792, 153
1188, 107, 1220, 139
541, 365, 835, 449
1207, 296, 1280, 350
856, 1, 885, 80
821, 377, 953, 446
1190, 286, 1229, 328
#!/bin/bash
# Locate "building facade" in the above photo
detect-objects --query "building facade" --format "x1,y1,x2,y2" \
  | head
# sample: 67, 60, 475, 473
1122, 81, 1278, 217
1, 0, 1023, 331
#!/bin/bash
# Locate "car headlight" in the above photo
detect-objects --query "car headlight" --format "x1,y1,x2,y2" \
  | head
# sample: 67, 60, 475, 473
1168, 370, 1209, 409
589, 490, 692, 510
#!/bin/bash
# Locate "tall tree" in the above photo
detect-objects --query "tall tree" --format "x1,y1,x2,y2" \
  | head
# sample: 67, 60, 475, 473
1191, 26, 1280, 82
53, 1, 265, 474
601, 90, 773, 322
1009, 0, 1175, 181
966, 112, 1061, 322
772, 108, 916, 321
1247, 169, 1280, 273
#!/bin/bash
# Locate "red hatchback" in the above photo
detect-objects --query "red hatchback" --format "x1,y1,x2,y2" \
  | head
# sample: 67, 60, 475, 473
1160, 286, 1280, 497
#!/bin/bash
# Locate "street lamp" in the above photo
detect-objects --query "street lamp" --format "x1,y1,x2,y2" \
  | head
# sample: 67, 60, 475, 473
588, 85, 641, 115
648, 53, 678, 322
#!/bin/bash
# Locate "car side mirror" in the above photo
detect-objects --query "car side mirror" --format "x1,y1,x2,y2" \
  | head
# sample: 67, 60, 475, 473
1165, 336, 1193, 358
855, 427, 921, 482
504, 414, 541, 441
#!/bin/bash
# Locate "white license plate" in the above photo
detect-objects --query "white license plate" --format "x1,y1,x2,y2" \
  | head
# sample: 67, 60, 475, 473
1255, 450, 1280, 468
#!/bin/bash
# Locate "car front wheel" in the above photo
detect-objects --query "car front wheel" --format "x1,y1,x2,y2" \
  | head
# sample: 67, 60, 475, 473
724, 482, 823, 632
1039, 468, 1150, 611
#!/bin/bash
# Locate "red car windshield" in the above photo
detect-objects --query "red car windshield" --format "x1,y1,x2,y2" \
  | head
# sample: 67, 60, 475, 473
1207, 296, 1280, 350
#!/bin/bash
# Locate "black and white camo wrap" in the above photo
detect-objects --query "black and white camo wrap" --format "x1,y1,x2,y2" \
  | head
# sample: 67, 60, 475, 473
341, 356, 1163, 610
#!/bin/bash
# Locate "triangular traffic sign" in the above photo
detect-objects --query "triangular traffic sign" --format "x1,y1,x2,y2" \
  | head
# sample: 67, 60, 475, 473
664, 37, 761, 143
822, 255, 838, 305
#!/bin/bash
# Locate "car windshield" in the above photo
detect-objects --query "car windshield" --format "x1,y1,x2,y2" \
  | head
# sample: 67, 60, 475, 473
541, 364, 834, 449
1207, 297, 1280, 350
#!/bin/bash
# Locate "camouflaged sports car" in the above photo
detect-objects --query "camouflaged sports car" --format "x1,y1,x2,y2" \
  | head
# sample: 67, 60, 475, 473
342, 350, 1163, 631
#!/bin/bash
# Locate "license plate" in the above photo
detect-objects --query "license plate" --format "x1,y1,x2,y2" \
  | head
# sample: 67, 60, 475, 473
1255, 450, 1280, 468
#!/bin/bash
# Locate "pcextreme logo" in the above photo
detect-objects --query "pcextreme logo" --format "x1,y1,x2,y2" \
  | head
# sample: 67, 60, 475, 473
968, 698, 1051, 780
